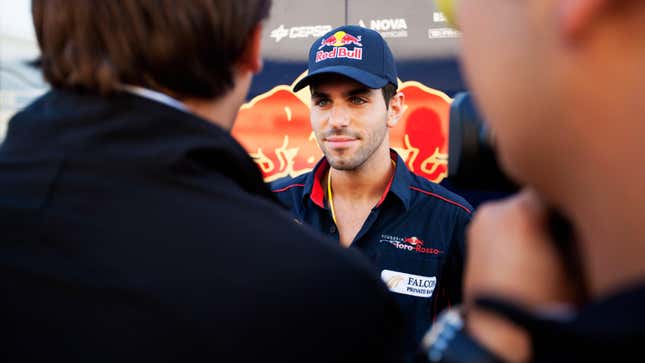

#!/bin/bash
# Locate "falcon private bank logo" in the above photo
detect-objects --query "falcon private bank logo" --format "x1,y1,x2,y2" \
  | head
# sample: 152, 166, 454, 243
231, 72, 452, 184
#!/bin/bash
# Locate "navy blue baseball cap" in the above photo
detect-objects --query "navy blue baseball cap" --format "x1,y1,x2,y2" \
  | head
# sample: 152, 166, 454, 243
293, 25, 398, 92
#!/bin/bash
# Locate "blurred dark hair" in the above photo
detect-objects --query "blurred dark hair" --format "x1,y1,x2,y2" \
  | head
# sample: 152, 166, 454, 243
32, 0, 271, 99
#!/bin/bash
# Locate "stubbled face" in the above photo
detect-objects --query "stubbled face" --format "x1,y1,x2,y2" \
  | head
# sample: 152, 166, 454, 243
310, 76, 391, 171
456, 0, 563, 186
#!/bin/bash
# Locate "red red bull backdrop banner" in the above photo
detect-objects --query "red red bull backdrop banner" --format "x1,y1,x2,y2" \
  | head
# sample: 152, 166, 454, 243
233, 76, 452, 183
233, 0, 462, 184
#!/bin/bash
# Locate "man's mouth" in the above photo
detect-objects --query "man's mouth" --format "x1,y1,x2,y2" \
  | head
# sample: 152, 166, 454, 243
324, 135, 359, 149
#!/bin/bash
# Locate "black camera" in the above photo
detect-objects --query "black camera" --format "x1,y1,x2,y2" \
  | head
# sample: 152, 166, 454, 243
445, 92, 588, 303
447, 92, 516, 193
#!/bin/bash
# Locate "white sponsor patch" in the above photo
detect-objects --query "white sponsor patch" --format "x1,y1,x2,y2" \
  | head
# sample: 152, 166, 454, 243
381, 269, 437, 298
357, 18, 409, 38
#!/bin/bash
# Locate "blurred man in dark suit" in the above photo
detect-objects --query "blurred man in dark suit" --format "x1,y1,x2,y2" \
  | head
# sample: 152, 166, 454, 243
0, 1, 405, 361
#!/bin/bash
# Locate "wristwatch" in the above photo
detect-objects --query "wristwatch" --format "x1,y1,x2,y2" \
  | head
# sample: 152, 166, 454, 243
421, 306, 506, 363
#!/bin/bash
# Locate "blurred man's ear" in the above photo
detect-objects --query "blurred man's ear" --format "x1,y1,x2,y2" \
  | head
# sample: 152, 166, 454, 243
559, 0, 610, 40
237, 25, 263, 74
386, 92, 405, 128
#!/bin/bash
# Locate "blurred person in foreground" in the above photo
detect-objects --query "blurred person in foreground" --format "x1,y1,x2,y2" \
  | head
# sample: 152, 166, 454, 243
0, 1, 405, 362
422, 0, 645, 362
271, 25, 472, 361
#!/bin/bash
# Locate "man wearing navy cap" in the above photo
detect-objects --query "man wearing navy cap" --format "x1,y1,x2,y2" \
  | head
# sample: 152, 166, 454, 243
272, 25, 473, 359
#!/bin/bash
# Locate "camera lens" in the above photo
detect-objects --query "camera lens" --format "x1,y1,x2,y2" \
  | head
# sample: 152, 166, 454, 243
447, 92, 517, 193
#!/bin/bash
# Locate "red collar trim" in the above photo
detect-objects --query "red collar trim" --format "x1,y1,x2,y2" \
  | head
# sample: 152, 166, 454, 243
311, 153, 397, 209
375, 170, 395, 208
310, 159, 330, 208
375, 151, 398, 207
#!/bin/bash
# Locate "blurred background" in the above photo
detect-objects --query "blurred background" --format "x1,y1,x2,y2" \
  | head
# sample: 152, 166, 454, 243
0, 0, 48, 139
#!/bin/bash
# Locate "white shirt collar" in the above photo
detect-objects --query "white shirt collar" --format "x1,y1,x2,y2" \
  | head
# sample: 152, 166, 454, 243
119, 84, 189, 112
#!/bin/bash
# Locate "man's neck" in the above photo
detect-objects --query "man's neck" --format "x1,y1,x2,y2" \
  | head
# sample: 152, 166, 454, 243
554, 68, 645, 300
328, 149, 394, 203
326, 148, 395, 247
182, 91, 242, 131
182, 69, 253, 131
564, 171, 645, 300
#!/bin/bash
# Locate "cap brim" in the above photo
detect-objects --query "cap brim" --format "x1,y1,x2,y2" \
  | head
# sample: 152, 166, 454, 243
292, 65, 390, 92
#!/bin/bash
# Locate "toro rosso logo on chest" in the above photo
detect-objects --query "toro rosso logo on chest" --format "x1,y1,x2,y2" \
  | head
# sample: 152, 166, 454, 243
404, 236, 423, 246
380, 234, 443, 255
315, 31, 363, 63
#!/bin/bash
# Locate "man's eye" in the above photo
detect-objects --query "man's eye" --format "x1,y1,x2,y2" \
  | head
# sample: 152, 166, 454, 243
350, 97, 367, 105
315, 99, 331, 107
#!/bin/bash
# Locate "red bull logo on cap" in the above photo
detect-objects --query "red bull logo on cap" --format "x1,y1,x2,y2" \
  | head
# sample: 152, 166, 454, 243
318, 31, 363, 49
315, 31, 363, 63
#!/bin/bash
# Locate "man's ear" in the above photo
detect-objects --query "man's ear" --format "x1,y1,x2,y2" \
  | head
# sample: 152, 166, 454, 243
237, 24, 263, 74
558, 0, 610, 40
386, 91, 405, 128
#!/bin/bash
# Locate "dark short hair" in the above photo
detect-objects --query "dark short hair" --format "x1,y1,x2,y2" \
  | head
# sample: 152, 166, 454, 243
381, 83, 398, 109
32, 0, 271, 99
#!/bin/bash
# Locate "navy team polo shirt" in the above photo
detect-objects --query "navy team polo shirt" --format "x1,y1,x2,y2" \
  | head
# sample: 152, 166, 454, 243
271, 150, 473, 349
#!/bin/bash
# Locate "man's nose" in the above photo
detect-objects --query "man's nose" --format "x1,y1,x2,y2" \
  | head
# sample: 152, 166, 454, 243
328, 105, 350, 128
